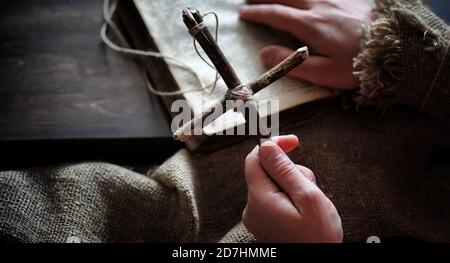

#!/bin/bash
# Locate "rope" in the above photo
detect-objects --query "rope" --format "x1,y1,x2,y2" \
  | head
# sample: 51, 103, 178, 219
100, 0, 221, 96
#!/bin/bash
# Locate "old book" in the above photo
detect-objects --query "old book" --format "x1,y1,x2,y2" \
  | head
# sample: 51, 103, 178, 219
125, 0, 334, 150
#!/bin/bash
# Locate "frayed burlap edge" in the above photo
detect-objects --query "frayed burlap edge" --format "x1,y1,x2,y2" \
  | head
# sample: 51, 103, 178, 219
353, 0, 450, 108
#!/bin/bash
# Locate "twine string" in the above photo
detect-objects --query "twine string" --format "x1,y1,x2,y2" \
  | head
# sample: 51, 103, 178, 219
100, 0, 221, 96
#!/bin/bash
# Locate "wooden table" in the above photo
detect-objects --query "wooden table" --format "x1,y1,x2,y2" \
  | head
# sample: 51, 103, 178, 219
0, 0, 181, 169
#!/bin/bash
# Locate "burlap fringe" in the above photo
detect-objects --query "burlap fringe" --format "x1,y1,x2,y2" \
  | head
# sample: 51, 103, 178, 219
353, 0, 449, 108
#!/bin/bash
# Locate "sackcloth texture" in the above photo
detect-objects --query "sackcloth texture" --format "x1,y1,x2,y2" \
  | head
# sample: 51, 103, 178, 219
1, 0, 449, 242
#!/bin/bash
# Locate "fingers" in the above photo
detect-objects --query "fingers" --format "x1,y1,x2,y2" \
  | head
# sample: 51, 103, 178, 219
245, 145, 279, 194
260, 45, 329, 83
247, 0, 312, 9
239, 4, 313, 44
259, 140, 320, 212
260, 45, 357, 89
296, 164, 316, 184
271, 134, 299, 154
245, 135, 298, 194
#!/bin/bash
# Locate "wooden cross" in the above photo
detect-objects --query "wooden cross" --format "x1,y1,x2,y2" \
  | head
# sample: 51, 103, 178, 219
173, 8, 309, 144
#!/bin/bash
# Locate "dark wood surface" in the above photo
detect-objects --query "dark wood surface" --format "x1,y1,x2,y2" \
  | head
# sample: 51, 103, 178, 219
0, 0, 181, 168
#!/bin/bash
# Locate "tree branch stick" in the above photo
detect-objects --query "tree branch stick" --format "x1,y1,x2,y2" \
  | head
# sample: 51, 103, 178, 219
174, 8, 309, 143
248, 47, 309, 94
173, 47, 309, 141
182, 8, 241, 89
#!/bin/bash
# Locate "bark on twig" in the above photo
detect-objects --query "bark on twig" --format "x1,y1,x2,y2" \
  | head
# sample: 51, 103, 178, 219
174, 8, 309, 143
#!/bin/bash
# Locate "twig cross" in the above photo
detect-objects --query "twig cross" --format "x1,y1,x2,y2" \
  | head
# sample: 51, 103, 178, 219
173, 8, 309, 144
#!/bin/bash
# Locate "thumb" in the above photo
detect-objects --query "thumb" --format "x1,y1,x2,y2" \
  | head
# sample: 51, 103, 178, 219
259, 140, 318, 211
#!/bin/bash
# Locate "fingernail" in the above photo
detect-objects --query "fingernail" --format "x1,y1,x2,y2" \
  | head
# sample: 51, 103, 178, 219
259, 140, 282, 161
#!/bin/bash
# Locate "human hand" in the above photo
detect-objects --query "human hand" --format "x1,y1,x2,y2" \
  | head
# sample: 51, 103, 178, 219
239, 0, 375, 90
243, 135, 343, 242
